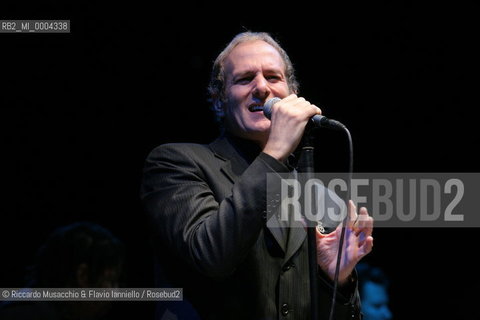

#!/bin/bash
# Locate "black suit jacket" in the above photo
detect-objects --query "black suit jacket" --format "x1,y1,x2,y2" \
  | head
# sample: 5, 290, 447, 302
140, 135, 361, 320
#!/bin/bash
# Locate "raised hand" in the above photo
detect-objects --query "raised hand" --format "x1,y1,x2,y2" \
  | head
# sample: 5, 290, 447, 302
316, 200, 374, 284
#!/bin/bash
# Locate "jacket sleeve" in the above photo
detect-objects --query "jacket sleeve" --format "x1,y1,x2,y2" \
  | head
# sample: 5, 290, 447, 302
318, 267, 362, 319
140, 144, 289, 278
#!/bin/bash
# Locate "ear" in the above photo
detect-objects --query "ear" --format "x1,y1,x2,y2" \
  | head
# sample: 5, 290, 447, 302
212, 99, 225, 119
76, 263, 89, 288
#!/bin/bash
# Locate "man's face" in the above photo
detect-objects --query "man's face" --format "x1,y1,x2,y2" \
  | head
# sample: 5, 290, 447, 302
222, 40, 291, 144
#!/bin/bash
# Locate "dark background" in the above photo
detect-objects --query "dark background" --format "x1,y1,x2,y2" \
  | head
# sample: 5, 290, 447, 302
1, 1, 478, 319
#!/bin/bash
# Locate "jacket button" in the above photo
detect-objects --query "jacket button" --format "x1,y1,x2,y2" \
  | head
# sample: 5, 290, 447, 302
282, 263, 294, 272
281, 303, 289, 316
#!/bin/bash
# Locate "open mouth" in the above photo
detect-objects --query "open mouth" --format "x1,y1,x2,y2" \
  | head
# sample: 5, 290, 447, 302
248, 105, 264, 112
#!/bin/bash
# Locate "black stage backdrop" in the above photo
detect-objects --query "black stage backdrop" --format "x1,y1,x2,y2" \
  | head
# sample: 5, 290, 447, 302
1, 2, 478, 319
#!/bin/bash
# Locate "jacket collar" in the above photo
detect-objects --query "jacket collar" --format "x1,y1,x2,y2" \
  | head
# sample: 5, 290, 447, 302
209, 133, 307, 259
209, 134, 262, 183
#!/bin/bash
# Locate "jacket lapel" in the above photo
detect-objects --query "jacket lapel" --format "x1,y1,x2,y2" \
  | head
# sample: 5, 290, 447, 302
209, 136, 288, 254
282, 152, 309, 263
209, 136, 245, 183
283, 219, 307, 263
265, 211, 289, 253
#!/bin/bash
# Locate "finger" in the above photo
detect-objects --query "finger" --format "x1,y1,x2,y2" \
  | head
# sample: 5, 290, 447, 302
287, 95, 305, 107
358, 236, 374, 258
273, 94, 296, 110
283, 93, 297, 101
290, 97, 319, 120
292, 97, 310, 111
354, 207, 373, 237
347, 200, 357, 229
311, 104, 322, 115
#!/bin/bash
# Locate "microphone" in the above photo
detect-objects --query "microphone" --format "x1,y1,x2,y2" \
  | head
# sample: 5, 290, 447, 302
263, 97, 346, 130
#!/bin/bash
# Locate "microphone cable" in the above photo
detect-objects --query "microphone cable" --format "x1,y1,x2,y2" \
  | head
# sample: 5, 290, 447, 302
328, 126, 354, 320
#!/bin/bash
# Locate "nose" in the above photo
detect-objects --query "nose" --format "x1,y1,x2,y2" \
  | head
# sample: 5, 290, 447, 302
252, 75, 270, 100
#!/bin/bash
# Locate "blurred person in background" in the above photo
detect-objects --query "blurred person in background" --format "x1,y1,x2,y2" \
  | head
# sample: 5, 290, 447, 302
356, 262, 392, 320
0, 221, 125, 320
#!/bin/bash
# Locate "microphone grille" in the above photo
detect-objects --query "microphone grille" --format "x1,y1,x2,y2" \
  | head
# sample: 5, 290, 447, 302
263, 97, 281, 119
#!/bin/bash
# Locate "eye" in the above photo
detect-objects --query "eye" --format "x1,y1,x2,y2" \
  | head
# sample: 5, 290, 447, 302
266, 75, 281, 82
235, 77, 252, 84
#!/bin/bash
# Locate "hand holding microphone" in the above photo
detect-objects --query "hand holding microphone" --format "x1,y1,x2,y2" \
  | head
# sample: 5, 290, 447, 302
261, 95, 320, 161
261, 95, 346, 162
263, 97, 345, 130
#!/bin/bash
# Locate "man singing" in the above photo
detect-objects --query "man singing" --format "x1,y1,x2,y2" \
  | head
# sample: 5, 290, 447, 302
141, 31, 373, 320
